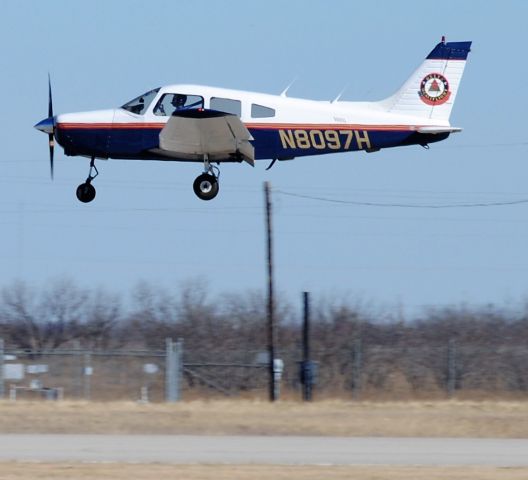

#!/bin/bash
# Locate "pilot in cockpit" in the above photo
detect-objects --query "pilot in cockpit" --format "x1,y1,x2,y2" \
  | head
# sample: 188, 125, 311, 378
172, 94, 187, 112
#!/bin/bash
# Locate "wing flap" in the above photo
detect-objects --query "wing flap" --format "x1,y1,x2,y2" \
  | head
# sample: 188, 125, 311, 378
159, 110, 254, 165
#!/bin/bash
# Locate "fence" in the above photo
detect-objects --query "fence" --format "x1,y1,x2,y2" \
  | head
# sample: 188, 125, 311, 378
303, 341, 528, 398
1, 337, 528, 401
0, 338, 183, 402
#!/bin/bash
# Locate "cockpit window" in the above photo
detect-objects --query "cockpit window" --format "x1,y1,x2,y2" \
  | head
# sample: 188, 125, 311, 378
121, 88, 160, 115
153, 93, 204, 116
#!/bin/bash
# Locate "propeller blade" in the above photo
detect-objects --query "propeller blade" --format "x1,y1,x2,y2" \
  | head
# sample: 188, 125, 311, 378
48, 133, 54, 179
48, 74, 53, 118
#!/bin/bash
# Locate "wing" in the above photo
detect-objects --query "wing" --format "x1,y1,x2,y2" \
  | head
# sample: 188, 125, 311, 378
158, 109, 254, 165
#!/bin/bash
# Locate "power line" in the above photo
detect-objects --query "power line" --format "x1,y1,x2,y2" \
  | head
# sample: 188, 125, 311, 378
276, 190, 528, 209
437, 141, 528, 149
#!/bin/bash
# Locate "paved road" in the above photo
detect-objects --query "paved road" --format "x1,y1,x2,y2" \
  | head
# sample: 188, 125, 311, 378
0, 435, 527, 466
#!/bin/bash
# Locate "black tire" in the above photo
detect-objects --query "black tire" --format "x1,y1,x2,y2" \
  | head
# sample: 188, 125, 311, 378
76, 182, 96, 203
193, 174, 219, 201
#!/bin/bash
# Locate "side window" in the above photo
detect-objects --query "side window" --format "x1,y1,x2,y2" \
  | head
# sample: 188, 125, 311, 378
210, 97, 241, 116
251, 104, 275, 118
153, 94, 204, 116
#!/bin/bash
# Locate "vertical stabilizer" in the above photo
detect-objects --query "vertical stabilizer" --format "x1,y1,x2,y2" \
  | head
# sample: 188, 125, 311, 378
381, 38, 472, 121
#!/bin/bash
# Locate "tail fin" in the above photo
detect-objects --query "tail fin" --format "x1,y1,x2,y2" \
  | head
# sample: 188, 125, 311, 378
381, 38, 472, 121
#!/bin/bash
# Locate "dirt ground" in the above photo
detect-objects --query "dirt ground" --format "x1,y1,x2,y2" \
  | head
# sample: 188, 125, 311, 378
2, 463, 528, 480
1, 399, 527, 437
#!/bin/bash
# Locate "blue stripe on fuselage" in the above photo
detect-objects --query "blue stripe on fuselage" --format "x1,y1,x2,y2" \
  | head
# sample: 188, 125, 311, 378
249, 127, 414, 159
56, 125, 428, 160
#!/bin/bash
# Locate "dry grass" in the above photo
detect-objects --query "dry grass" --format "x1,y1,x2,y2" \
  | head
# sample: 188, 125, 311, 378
2, 463, 528, 480
1, 399, 528, 437
2, 400, 528, 480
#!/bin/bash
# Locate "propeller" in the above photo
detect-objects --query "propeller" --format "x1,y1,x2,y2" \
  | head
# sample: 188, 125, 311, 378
48, 74, 54, 179
34, 74, 56, 179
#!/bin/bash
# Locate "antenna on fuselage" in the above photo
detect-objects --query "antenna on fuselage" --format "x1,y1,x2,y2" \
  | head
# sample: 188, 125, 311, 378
280, 77, 297, 97
331, 84, 349, 103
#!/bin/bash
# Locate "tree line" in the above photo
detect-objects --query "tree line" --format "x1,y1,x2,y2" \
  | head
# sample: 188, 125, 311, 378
1, 278, 528, 397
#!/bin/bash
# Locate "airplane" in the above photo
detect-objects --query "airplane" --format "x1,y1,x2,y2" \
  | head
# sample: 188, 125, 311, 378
34, 37, 471, 203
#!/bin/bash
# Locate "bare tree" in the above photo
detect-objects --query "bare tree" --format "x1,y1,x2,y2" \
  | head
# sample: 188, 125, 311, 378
0, 279, 121, 350
0, 281, 42, 350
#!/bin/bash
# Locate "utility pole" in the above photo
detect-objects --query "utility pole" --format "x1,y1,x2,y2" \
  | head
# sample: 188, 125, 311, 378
447, 339, 456, 397
264, 181, 277, 401
352, 338, 362, 398
0, 338, 4, 399
301, 291, 314, 401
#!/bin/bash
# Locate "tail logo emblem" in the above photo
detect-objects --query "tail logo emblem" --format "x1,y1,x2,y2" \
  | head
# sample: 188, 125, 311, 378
419, 73, 451, 105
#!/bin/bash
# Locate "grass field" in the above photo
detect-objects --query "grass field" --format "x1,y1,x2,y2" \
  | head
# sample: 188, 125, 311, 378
2, 400, 528, 480
1, 399, 527, 437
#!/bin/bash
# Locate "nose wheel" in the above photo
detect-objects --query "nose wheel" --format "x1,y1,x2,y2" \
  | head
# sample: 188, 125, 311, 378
76, 182, 96, 203
193, 156, 220, 201
76, 156, 98, 203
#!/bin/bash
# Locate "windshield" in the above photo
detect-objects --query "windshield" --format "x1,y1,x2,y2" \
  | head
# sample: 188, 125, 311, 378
121, 88, 160, 115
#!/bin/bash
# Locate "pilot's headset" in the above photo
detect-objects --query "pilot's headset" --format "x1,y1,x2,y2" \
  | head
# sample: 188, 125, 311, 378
172, 94, 187, 108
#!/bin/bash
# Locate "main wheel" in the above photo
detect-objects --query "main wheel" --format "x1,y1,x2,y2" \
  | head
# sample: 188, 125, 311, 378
76, 182, 96, 203
193, 173, 219, 201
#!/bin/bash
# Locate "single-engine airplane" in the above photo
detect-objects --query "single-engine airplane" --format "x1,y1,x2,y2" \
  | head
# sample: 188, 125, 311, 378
34, 37, 471, 202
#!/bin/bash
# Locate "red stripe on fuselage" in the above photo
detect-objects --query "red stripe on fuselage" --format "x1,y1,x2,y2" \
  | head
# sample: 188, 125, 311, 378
246, 123, 419, 131
57, 122, 422, 132
58, 123, 165, 130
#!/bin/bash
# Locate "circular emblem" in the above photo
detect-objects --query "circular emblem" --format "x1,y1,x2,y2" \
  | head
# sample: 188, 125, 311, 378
419, 73, 451, 106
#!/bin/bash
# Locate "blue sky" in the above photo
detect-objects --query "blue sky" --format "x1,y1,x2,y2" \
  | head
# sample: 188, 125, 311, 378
1, 0, 528, 316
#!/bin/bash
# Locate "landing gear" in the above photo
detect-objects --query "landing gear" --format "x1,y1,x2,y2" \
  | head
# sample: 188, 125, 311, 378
76, 182, 96, 203
193, 174, 219, 200
193, 156, 219, 201
76, 156, 98, 203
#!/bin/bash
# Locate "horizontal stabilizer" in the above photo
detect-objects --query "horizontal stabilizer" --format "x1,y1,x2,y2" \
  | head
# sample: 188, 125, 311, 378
417, 126, 462, 134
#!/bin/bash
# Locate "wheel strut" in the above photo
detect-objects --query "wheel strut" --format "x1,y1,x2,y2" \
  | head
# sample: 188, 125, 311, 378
202, 154, 220, 179
86, 156, 99, 184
